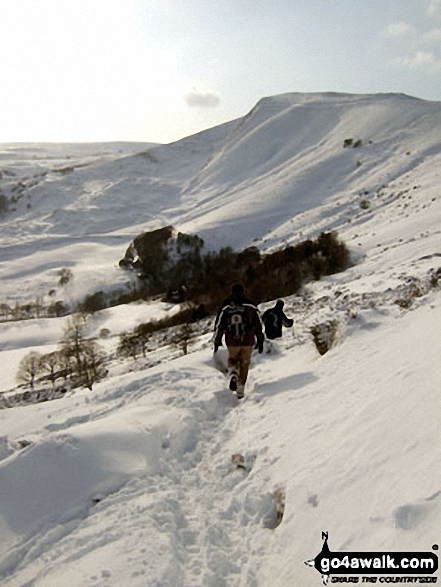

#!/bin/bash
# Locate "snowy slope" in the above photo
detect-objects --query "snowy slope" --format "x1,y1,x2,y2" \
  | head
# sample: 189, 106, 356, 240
1, 92, 441, 303
0, 93, 440, 586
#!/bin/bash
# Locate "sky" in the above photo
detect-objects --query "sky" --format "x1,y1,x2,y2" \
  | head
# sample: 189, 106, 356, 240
1, 0, 441, 144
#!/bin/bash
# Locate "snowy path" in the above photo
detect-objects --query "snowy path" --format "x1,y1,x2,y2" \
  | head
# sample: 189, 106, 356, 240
0, 349, 286, 587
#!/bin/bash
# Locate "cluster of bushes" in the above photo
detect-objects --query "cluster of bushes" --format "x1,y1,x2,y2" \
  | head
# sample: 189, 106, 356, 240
77, 284, 162, 314
0, 268, 73, 323
117, 303, 208, 361
74, 229, 348, 325
16, 315, 107, 392
120, 228, 349, 314
8, 231, 349, 362
343, 138, 364, 148
0, 299, 68, 322
112, 231, 350, 350
181, 231, 350, 312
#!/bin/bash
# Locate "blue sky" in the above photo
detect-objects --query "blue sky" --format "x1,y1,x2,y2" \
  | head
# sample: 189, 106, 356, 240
1, 0, 441, 143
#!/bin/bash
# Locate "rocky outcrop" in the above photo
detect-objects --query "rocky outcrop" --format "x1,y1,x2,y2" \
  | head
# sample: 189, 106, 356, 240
119, 226, 174, 274
119, 226, 205, 293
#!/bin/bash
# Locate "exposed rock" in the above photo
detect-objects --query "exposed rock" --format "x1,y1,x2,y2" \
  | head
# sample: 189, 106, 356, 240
119, 226, 205, 293
119, 225, 174, 273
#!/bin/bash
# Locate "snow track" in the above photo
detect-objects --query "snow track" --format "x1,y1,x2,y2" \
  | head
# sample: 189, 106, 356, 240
0, 358, 282, 586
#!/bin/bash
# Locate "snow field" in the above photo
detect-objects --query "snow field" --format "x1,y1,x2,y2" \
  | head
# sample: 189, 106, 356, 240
0, 281, 440, 585
0, 92, 441, 585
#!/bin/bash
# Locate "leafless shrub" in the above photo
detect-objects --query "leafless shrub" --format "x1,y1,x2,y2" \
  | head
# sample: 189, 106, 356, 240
16, 351, 42, 389
58, 268, 73, 286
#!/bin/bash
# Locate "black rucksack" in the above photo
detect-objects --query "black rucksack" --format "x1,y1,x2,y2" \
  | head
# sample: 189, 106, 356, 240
224, 303, 250, 341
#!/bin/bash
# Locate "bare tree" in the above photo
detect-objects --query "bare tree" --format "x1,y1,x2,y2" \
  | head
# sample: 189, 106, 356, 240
61, 314, 88, 378
61, 314, 107, 389
39, 351, 61, 393
173, 322, 193, 356
16, 351, 42, 389
80, 340, 107, 390
118, 332, 142, 360
0, 303, 12, 321
137, 328, 151, 358
57, 348, 75, 384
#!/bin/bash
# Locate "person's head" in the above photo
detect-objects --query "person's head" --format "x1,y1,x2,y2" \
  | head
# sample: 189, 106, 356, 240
275, 300, 284, 310
231, 283, 245, 300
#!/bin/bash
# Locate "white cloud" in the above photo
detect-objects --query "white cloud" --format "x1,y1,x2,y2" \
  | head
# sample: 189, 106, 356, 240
392, 50, 441, 73
423, 28, 441, 42
382, 22, 414, 37
428, 0, 441, 16
184, 90, 222, 109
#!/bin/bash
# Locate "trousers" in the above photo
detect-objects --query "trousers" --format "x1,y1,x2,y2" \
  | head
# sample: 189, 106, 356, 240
227, 345, 253, 386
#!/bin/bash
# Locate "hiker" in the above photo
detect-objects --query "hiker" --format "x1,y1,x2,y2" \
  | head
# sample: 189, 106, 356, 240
214, 284, 264, 399
261, 300, 293, 340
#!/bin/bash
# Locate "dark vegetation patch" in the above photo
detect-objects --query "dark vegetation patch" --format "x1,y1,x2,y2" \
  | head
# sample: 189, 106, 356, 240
119, 227, 350, 315
111, 229, 350, 357
1, 227, 350, 324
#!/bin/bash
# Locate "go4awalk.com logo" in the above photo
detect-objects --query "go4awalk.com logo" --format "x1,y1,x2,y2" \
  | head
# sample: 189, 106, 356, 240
305, 533, 439, 585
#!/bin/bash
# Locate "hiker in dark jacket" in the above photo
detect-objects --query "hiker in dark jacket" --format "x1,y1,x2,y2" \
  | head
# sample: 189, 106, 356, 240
214, 284, 264, 398
261, 300, 293, 340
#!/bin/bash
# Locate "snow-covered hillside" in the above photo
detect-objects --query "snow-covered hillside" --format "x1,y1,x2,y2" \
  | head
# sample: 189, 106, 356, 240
1, 92, 441, 306
0, 93, 440, 586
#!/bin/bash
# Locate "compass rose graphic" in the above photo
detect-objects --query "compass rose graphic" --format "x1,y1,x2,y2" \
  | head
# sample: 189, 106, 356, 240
304, 532, 331, 585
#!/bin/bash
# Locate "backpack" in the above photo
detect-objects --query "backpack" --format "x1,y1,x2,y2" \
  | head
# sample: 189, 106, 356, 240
224, 303, 251, 341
